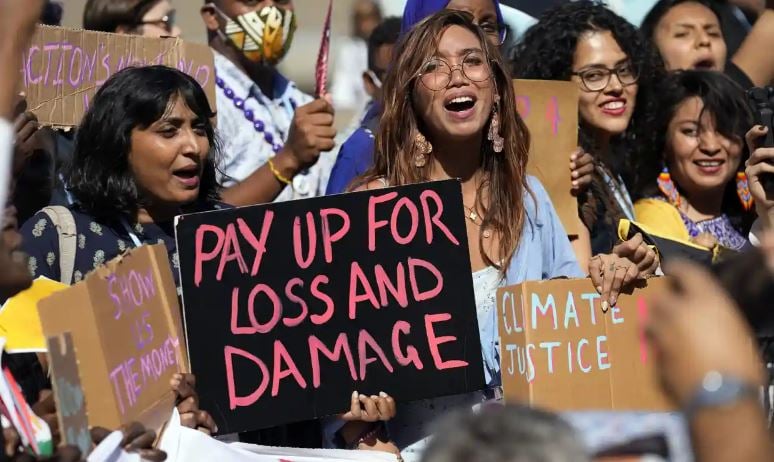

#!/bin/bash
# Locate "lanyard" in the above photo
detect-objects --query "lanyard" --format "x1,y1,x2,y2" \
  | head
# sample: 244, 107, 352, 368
597, 166, 636, 221
120, 219, 143, 248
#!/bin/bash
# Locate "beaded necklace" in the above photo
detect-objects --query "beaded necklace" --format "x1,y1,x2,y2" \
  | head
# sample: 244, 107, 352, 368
215, 76, 295, 154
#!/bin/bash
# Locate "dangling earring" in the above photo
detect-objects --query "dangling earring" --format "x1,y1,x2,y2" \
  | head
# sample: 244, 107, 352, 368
488, 95, 504, 153
736, 171, 754, 211
414, 132, 432, 168
657, 166, 681, 207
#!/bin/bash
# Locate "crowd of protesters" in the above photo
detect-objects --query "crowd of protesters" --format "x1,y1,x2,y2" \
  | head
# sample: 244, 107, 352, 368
1, 0, 774, 460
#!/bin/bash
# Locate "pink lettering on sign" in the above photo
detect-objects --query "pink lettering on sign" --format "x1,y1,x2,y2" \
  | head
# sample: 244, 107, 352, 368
516, 95, 530, 118
546, 96, 561, 135
425, 313, 468, 370
225, 346, 270, 410
637, 297, 649, 364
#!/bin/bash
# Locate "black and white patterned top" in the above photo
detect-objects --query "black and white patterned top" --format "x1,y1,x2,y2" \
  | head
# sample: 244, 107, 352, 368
20, 203, 228, 286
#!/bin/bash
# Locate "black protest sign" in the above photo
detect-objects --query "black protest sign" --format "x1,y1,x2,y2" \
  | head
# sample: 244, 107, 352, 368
175, 180, 485, 434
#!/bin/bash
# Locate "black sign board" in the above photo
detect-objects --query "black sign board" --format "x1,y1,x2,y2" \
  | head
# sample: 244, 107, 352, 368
175, 180, 484, 434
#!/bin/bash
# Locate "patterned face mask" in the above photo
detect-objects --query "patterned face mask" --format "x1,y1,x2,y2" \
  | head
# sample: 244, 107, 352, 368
211, 4, 297, 65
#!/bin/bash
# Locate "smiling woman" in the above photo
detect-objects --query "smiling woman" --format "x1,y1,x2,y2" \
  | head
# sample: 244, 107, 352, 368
633, 70, 756, 251
20, 65, 225, 287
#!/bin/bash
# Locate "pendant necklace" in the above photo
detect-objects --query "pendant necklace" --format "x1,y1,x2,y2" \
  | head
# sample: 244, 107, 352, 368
463, 204, 491, 238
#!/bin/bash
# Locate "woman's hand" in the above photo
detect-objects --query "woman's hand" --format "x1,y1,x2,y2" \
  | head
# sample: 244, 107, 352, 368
745, 125, 774, 230
611, 233, 660, 279
570, 148, 594, 196
170, 373, 217, 435
691, 232, 718, 249
12, 97, 39, 176
338, 391, 397, 450
589, 253, 639, 310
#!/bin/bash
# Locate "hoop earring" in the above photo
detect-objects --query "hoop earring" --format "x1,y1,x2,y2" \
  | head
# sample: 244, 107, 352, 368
488, 96, 504, 153
657, 166, 681, 207
414, 132, 432, 168
736, 171, 753, 211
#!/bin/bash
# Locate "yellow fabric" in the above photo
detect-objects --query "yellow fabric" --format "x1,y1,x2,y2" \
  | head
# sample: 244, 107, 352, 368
633, 198, 692, 243
0, 277, 68, 352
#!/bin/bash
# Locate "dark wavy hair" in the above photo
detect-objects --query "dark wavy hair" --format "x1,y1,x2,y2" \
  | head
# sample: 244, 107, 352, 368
512, 1, 662, 178
67, 65, 221, 223
633, 70, 755, 233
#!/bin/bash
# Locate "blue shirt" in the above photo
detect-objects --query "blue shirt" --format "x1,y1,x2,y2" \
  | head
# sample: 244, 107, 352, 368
325, 103, 380, 195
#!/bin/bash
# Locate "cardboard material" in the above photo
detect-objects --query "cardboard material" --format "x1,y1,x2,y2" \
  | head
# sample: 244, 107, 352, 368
38, 244, 187, 431
176, 180, 485, 434
497, 277, 672, 411
46, 333, 91, 455
515, 79, 581, 236
0, 277, 68, 353
21, 25, 216, 127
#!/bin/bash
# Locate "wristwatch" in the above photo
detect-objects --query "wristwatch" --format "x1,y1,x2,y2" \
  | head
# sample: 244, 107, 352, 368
683, 371, 760, 418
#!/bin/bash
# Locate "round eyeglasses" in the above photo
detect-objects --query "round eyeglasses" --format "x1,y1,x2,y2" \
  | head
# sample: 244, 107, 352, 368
417, 51, 492, 91
571, 62, 639, 92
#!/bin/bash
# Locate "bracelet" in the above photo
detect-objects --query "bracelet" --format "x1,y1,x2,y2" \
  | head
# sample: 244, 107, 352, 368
347, 422, 387, 450
268, 158, 294, 188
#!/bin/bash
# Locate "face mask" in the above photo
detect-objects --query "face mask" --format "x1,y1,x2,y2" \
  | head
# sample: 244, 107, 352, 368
210, 4, 297, 65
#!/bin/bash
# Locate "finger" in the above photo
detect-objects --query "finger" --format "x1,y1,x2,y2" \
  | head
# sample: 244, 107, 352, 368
375, 393, 393, 420
136, 449, 167, 462
747, 161, 774, 182
304, 112, 335, 127
15, 118, 39, 144
12, 98, 27, 120
607, 265, 627, 306
32, 389, 55, 415
600, 258, 616, 310
121, 422, 147, 447
573, 161, 595, 178
360, 395, 380, 421
177, 396, 198, 414
302, 98, 335, 115
90, 427, 112, 445
615, 234, 643, 258
588, 256, 603, 289
196, 410, 218, 434
569, 147, 583, 161
745, 125, 768, 153
317, 138, 337, 152
125, 430, 156, 451
311, 126, 338, 140
180, 411, 198, 429
641, 248, 659, 277
341, 391, 362, 420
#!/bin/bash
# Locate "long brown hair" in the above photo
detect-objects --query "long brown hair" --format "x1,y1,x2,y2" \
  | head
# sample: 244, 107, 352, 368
355, 10, 531, 271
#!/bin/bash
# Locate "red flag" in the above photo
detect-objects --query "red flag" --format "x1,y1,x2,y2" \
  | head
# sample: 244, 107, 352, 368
315, 0, 333, 98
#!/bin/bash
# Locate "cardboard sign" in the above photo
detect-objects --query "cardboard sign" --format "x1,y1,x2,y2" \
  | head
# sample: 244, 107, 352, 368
176, 180, 485, 434
21, 25, 216, 127
497, 277, 672, 411
515, 79, 581, 236
38, 244, 188, 431
46, 333, 91, 455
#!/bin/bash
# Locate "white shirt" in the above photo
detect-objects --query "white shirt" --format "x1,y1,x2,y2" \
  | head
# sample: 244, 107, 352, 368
331, 37, 369, 112
214, 52, 335, 201
0, 118, 13, 229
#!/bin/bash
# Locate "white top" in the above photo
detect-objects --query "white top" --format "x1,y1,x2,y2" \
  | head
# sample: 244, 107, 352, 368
0, 118, 12, 230
214, 52, 336, 201
331, 38, 369, 112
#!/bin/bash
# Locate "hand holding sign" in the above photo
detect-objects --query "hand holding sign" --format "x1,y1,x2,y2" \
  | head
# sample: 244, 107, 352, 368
171, 373, 217, 435
569, 148, 594, 196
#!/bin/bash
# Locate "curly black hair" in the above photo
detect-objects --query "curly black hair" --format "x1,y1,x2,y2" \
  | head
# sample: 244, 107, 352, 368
633, 70, 755, 234
67, 66, 222, 224
512, 1, 662, 178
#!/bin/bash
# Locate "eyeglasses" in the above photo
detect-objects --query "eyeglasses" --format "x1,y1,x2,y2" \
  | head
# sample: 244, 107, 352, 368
571, 62, 639, 92
416, 51, 492, 91
137, 9, 177, 34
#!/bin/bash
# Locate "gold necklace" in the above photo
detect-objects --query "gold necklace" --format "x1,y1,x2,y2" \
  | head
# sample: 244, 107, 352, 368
463, 204, 491, 238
